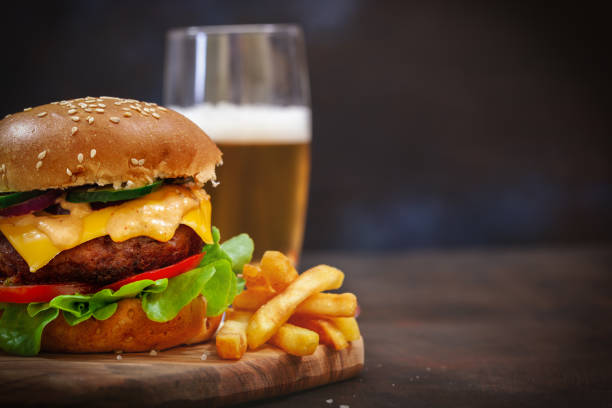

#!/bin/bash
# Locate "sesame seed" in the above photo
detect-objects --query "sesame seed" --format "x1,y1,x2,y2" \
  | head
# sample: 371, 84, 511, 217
71, 116, 80, 122
0, 164, 4, 172
87, 116, 94, 124
79, 102, 88, 108
116, 355, 123, 361
66, 168, 73, 176
122, 107, 130, 111
77, 153, 84, 163
36, 161, 42, 170
59, 101, 68, 105
98, 103, 106, 108
129, 105, 138, 110
38, 150, 47, 160
50, 101, 59, 105
126, 180, 135, 188
67, 109, 77, 115
96, 98, 103, 102
130, 158, 139, 166
143, 107, 151, 113
23, 107, 32, 111
138, 159, 145, 166
144, 102, 153, 106
71, 126, 78, 136
95, 108, 104, 113
123, 111, 132, 117
149, 349, 158, 356
200, 353, 208, 361
152, 112, 160, 119
109, 116, 120, 124
37, 111, 48, 117
90, 149, 97, 158
158, 106, 168, 112
89, 104, 98, 108
84, 108, 92, 112
4, 114, 11, 119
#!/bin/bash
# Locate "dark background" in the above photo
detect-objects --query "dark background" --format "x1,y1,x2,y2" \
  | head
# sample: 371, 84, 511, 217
2, 0, 611, 251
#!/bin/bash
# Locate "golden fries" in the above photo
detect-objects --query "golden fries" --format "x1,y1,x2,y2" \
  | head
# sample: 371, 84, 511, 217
234, 292, 356, 318
215, 309, 252, 359
330, 317, 361, 341
246, 265, 344, 349
232, 287, 276, 310
216, 249, 361, 360
260, 250, 299, 292
269, 323, 319, 356
289, 316, 349, 351
295, 293, 357, 317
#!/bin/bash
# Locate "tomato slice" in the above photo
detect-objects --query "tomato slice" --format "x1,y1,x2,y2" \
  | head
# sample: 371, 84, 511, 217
0, 283, 95, 304
0, 252, 205, 304
102, 252, 204, 291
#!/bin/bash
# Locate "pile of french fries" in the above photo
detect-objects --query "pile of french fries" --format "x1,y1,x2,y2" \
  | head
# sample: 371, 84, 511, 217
215, 251, 361, 359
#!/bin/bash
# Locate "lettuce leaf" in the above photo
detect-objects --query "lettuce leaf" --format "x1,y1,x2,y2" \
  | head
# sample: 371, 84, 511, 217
0, 303, 59, 356
0, 229, 253, 356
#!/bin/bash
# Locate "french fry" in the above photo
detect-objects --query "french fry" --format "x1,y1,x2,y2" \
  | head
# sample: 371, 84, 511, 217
242, 264, 271, 290
235, 292, 356, 317
233, 288, 276, 310
260, 250, 299, 292
269, 323, 319, 356
329, 317, 361, 341
295, 293, 357, 317
215, 309, 252, 359
247, 265, 344, 349
289, 316, 348, 351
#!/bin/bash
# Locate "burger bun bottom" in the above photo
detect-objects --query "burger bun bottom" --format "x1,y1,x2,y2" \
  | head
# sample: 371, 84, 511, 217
41, 296, 220, 353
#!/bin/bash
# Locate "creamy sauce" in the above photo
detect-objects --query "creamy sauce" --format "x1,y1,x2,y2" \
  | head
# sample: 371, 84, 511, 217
106, 186, 199, 242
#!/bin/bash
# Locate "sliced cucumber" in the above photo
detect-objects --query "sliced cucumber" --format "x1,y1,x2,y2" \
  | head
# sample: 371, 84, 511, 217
0, 191, 46, 209
66, 180, 164, 203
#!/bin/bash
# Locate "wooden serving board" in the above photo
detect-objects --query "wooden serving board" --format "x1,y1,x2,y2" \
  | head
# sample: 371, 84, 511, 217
0, 338, 363, 407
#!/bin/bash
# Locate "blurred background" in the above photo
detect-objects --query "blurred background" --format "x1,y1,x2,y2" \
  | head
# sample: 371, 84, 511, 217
1, 0, 611, 251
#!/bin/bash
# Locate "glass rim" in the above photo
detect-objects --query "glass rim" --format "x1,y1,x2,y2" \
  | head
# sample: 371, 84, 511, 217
167, 24, 302, 38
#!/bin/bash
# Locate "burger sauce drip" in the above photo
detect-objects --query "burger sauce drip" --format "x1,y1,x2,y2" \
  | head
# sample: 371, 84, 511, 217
14, 198, 92, 250
106, 186, 199, 242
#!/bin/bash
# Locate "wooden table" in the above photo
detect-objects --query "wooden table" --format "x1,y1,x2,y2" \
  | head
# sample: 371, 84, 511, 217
250, 246, 612, 407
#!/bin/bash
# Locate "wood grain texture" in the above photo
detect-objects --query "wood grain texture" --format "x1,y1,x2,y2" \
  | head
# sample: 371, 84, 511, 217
0, 338, 363, 407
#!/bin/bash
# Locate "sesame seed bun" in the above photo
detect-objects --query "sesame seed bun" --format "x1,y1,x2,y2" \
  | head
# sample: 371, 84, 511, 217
41, 296, 221, 353
0, 97, 222, 192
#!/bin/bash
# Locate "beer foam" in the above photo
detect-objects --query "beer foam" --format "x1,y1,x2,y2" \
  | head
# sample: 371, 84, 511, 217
170, 103, 311, 143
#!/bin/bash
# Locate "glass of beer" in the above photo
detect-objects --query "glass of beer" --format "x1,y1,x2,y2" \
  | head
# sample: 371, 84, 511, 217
164, 24, 311, 263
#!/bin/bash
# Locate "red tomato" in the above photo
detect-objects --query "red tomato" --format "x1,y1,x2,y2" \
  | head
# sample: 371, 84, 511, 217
0, 283, 94, 304
103, 252, 204, 291
0, 252, 204, 303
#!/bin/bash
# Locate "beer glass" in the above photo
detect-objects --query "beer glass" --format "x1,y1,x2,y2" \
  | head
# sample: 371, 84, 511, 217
164, 25, 311, 263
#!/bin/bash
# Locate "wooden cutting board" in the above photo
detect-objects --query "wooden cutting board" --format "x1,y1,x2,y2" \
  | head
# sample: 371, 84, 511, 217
0, 338, 364, 407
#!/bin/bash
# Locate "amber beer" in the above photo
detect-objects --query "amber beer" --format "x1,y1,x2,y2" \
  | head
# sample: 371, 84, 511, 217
212, 142, 310, 262
175, 104, 311, 263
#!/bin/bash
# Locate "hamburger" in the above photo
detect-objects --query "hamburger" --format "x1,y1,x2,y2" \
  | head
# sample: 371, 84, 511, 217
0, 97, 252, 356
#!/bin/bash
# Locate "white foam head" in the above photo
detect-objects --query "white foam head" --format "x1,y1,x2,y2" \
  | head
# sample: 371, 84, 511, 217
170, 103, 311, 144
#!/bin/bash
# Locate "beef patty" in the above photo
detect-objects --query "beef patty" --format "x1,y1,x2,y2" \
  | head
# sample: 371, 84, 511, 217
0, 225, 204, 286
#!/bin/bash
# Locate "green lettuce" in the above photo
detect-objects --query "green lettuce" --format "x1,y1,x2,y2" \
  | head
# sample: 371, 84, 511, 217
0, 228, 253, 356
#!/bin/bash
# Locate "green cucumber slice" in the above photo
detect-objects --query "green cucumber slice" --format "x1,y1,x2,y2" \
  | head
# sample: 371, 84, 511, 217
0, 191, 46, 209
65, 180, 163, 203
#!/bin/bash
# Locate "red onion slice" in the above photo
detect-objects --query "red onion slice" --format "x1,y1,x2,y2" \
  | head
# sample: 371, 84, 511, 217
0, 190, 61, 216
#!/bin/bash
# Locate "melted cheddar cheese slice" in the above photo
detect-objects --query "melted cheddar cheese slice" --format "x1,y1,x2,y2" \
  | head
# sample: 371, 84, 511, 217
0, 185, 212, 272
